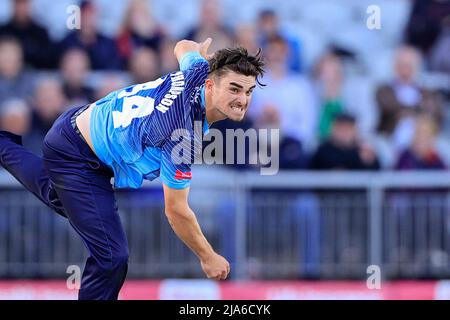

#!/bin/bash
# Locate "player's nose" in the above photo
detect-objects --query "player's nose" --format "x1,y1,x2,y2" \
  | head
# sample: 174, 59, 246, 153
237, 95, 247, 107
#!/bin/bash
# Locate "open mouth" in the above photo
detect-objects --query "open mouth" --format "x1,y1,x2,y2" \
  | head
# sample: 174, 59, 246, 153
230, 105, 244, 112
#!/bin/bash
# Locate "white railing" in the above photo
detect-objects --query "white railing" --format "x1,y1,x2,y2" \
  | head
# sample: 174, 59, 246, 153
1, 167, 450, 280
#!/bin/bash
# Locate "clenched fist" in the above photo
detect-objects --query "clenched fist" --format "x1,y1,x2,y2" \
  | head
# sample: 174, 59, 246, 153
200, 252, 230, 280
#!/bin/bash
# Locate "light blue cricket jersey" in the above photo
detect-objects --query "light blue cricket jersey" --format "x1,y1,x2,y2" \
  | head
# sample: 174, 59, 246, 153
90, 52, 209, 189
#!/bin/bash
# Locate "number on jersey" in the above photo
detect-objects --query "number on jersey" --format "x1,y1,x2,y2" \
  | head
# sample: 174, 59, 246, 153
112, 77, 165, 129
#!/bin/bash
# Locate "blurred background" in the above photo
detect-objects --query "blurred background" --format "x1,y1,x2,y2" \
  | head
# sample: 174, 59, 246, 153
1, 0, 450, 299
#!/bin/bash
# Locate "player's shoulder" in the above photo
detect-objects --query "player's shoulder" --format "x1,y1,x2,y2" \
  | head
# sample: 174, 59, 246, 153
182, 59, 209, 90
152, 70, 186, 113
183, 58, 209, 75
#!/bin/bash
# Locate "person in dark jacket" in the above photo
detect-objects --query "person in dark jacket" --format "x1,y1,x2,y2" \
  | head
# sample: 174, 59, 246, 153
0, 0, 55, 69
395, 115, 446, 170
311, 114, 380, 170
59, 0, 122, 70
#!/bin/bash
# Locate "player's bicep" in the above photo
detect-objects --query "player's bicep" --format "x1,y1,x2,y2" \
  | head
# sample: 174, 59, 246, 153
162, 183, 190, 216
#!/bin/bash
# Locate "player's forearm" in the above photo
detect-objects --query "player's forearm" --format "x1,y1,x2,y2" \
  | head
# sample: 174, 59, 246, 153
165, 206, 214, 261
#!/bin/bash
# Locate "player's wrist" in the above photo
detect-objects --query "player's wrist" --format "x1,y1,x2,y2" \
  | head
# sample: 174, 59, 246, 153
198, 247, 216, 262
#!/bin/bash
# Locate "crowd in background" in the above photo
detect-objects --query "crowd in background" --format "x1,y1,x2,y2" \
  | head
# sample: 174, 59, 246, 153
0, 0, 450, 172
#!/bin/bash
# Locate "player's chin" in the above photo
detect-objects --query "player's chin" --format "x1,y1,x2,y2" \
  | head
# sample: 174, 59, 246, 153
227, 113, 245, 122
227, 108, 246, 122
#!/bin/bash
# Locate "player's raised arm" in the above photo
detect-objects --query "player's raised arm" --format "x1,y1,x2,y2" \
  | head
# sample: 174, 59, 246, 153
173, 38, 213, 64
162, 184, 230, 280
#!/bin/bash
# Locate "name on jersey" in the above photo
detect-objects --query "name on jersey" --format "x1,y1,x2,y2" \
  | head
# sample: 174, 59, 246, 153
155, 71, 185, 113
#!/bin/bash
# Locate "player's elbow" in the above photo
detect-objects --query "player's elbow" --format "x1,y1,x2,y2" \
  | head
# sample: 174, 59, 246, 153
165, 202, 191, 220
174, 39, 196, 61
165, 207, 193, 228
174, 40, 188, 58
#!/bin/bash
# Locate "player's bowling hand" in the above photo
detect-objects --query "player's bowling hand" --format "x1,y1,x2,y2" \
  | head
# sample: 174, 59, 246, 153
174, 38, 213, 62
199, 38, 213, 60
200, 252, 230, 280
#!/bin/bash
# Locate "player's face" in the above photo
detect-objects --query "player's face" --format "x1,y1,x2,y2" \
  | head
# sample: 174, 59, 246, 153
212, 72, 257, 121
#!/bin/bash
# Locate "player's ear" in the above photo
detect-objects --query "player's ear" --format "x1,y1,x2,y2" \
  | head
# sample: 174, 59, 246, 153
205, 78, 214, 91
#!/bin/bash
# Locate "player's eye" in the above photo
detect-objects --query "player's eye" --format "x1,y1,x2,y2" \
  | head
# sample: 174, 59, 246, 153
230, 88, 239, 93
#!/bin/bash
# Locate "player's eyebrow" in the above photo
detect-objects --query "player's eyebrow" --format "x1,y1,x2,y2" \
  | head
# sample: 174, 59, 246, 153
229, 82, 243, 89
229, 82, 256, 90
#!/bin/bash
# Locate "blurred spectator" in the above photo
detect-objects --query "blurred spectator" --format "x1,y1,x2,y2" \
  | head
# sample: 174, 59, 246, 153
29, 77, 67, 154
185, 0, 234, 53
429, 16, 450, 74
314, 53, 344, 140
0, 98, 31, 136
59, 0, 122, 70
254, 105, 309, 169
116, 0, 165, 64
128, 47, 160, 84
0, 36, 34, 104
405, 0, 450, 55
375, 46, 443, 148
94, 75, 128, 101
0, 0, 55, 69
388, 114, 448, 266
257, 9, 302, 73
249, 34, 317, 152
395, 115, 446, 170
235, 23, 259, 55
159, 38, 179, 74
60, 48, 94, 106
310, 114, 380, 170
313, 52, 376, 141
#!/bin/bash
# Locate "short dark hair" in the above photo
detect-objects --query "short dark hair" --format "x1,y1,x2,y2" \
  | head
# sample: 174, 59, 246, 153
259, 8, 277, 19
334, 113, 356, 125
266, 33, 287, 48
208, 47, 265, 87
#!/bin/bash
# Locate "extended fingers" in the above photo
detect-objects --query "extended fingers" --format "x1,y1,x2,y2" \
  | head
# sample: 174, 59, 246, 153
200, 38, 213, 59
